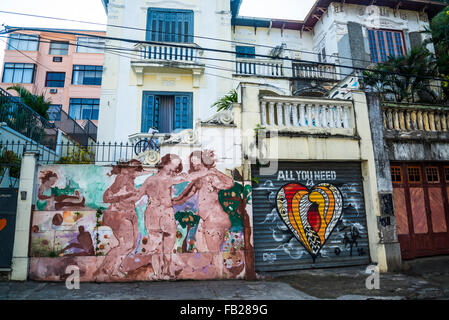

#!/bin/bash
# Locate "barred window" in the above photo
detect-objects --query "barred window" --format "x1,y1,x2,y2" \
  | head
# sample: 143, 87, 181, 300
425, 167, 440, 183
391, 166, 402, 183
367, 29, 405, 63
407, 166, 422, 184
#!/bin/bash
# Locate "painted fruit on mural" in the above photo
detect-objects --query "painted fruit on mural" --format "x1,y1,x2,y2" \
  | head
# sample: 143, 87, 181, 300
276, 183, 343, 262
30, 150, 251, 282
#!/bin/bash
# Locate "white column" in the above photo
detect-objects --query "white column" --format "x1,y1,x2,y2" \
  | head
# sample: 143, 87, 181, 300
260, 101, 267, 126
10, 151, 39, 281
276, 102, 284, 126
268, 102, 275, 125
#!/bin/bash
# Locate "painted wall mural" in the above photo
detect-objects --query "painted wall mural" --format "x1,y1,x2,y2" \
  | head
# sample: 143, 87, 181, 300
252, 162, 370, 271
30, 151, 252, 282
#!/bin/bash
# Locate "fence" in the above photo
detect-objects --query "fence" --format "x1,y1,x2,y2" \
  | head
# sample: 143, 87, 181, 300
0, 140, 148, 165
0, 88, 58, 149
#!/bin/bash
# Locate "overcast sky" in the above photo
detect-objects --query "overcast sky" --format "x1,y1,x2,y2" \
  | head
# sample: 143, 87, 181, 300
0, 0, 316, 72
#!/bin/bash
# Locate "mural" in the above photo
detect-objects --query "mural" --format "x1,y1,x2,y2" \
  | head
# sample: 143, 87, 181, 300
276, 183, 343, 262
252, 163, 370, 271
30, 151, 252, 282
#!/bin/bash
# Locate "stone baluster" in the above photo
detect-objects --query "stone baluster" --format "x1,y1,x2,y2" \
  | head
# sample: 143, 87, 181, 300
306, 105, 313, 127
328, 106, 335, 128
268, 102, 276, 126
393, 109, 400, 130
335, 106, 342, 128
291, 103, 299, 127
284, 103, 291, 126
276, 102, 284, 126
260, 101, 267, 126
299, 104, 306, 127
314, 105, 320, 127
399, 110, 405, 130
441, 113, 447, 131
343, 106, 350, 128
405, 110, 412, 130
321, 105, 328, 128
423, 111, 430, 131
435, 112, 441, 131
429, 111, 436, 131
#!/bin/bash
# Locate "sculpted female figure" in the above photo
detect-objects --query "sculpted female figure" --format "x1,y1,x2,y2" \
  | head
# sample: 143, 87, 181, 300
94, 159, 143, 280
173, 150, 234, 253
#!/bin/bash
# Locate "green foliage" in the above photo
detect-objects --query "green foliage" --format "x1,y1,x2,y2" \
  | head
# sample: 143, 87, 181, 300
211, 89, 238, 111
0, 146, 21, 180
57, 146, 95, 164
6, 85, 51, 120
363, 46, 444, 104
428, 6, 449, 100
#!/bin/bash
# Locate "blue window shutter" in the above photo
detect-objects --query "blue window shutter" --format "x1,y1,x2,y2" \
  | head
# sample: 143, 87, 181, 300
174, 93, 192, 131
147, 9, 193, 43
236, 46, 255, 58
141, 94, 156, 132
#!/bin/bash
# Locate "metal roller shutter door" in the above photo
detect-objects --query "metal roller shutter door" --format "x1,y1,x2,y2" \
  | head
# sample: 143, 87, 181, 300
252, 162, 370, 271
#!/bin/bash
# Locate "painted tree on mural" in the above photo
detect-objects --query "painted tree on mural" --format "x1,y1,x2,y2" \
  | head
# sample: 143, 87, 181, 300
175, 210, 200, 253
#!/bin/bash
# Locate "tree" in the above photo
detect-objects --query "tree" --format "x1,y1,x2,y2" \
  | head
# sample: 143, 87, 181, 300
363, 46, 442, 104
427, 6, 449, 100
7, 85, 51, 119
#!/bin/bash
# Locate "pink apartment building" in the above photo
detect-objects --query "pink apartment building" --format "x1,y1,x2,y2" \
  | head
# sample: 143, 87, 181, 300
0, 28, 105, 127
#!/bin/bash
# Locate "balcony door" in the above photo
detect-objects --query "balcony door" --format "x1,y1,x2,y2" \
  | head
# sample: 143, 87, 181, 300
141, 92, 193, 134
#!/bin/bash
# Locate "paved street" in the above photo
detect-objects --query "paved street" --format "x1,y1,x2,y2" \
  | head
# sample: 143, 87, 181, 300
1, 256, 448, 300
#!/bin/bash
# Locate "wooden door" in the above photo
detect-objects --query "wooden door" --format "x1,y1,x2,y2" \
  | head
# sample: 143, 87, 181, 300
392, 163, 449, 259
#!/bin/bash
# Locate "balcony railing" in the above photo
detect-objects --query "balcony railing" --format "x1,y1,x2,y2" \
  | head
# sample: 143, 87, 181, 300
0, 88, 58, 149
260, 96, 354, 131
235, 58, 285, 77
134, 43, 202, 64
292, 63, 339, 81
382, 103, 449, 133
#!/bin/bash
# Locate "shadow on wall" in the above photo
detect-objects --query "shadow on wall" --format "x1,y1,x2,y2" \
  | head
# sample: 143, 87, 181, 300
29, 150, 252, 282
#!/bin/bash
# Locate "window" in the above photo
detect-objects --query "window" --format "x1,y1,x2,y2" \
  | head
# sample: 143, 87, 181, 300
367, 29, 405, 63
425, 167, 440, 183
72, 65, 103, 85
8, 33, 39, 51
318, 47, 326, 63
45, 72, 66, 87
48, 105, 62, 121
236, 46, 255, 59
69, 98, 100, 120
407, 166, 422, 184
49, 41, 69, 55
391, 166, 403, 183
141, 92, 192, 133
146, 8, 194, 43
2, 63, 35, 83
76, 37, 105, 53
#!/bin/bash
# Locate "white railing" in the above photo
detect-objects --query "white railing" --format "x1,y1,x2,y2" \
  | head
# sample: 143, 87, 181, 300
382, 104, 449, 132
134, 43, 202, 63
293, 63, 339, 81
235, 58, 285, 77
259, 96, 354, 130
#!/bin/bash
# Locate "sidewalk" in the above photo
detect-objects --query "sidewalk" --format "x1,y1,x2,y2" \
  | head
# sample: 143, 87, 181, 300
0, 255, 448, 300
266, 255, 449, 300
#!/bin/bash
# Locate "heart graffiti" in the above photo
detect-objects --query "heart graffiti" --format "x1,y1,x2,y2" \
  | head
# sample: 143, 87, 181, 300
0, 218, 6, 232
276, 183, 343, 262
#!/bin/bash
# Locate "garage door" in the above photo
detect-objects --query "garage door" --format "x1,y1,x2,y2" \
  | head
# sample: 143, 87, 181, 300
252, 162, 370, 271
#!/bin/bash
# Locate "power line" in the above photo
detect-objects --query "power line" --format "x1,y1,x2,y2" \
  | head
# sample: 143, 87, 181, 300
0, 9, 368, 65
4, 26, 447, 83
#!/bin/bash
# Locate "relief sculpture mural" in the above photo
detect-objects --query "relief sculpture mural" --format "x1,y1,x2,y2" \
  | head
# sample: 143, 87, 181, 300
30, 150, 251, 281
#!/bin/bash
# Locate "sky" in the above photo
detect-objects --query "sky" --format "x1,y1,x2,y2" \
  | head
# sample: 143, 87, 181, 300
0, 0, 316, 71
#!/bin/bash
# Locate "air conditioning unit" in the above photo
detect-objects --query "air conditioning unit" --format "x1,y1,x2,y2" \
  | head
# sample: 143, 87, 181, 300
49, 89, 58, 94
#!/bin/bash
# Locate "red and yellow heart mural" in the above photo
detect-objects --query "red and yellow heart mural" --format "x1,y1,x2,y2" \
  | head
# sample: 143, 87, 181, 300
276, 183, 343, 261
